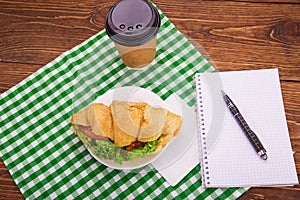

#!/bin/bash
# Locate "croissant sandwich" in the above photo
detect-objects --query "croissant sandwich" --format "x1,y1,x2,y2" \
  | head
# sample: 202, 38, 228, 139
70, 101, 182, 164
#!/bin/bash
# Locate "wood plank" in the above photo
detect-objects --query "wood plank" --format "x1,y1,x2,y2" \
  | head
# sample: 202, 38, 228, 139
282, 81, 300, 134
220, 0, 300, 3
153, 0, 300, 81
0, 0, 299, 81
240, 187, 300, 200
0, 159, 24, 200
0, 0, 100, 65
0, 62, 41, 93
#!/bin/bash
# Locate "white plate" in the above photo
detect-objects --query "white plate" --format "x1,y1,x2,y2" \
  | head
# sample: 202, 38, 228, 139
85, 86, 195, 171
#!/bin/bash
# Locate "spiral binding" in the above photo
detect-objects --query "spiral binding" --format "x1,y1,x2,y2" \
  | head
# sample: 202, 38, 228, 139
195, 73, 210, 186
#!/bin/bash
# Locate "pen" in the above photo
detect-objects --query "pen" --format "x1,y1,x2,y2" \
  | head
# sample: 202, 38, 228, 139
221, 90, 268, 160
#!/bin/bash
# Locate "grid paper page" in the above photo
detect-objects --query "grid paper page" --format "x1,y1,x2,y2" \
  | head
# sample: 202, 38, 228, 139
195, 68, 298, 188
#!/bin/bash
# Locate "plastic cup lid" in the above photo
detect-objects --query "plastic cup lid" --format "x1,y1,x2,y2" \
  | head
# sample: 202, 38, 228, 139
105, 0, 161, 46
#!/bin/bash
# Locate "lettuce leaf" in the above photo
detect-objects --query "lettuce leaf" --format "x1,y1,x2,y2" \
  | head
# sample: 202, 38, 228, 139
129, 139, 159, 157
93, 140, 132, 164
75, 125, 92, 147
73, 125, 159, 164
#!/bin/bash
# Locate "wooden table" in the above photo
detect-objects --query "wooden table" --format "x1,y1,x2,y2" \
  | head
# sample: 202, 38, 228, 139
0, 0, 299, 199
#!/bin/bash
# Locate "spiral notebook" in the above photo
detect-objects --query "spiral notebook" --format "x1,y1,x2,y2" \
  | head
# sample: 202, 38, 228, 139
195, 68, 298, 188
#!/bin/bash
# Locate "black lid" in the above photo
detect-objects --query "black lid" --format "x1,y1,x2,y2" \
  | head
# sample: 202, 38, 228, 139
105, 0, 161, 46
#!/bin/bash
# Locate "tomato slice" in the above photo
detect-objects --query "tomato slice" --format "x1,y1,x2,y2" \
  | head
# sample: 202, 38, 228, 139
78, 125, 109, 141
126, 141, 146, 151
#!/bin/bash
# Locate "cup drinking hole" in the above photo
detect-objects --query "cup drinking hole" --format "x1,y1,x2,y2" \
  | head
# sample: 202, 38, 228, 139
119, 24, 126, 29
136, 24, 142, 29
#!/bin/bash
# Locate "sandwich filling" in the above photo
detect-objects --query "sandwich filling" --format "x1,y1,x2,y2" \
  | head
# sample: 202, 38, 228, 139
71, 101, 182, 164
73, 124, 160, 164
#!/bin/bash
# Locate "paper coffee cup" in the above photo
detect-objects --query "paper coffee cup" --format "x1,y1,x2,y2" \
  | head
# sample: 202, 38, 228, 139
105, 0, 161, 68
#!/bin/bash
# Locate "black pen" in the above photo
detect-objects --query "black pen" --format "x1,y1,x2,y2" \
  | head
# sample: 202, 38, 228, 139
221, 90, 268, 160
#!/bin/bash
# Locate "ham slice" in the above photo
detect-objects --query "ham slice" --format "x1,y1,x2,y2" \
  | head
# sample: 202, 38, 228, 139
79, 125, 109, 141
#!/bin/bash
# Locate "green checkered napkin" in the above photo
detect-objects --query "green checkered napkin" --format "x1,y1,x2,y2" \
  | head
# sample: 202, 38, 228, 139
0, 5, 247, 199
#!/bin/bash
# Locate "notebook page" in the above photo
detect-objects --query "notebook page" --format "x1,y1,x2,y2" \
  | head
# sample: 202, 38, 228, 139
195, 69, 298, 188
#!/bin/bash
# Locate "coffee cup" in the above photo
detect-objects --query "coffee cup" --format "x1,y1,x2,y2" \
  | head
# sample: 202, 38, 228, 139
105, 0, 161, 68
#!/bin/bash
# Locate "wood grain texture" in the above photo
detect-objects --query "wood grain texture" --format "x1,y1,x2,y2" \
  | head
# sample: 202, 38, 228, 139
0, 0, 299, 199
0, 159, 24, 200
154, 0, 300, 81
